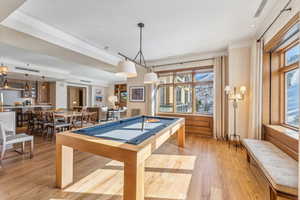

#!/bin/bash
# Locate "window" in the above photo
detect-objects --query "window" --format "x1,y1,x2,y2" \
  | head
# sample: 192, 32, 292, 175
158, 73, 173, 84
280, 42, 299, 129
157, 68, 214, 115
285, 68, 299, 127
195, 84, 214, 115
175, 71, 192, 83
195, 71, 214, 82
175, 85, 192, 113
285, 44, 300, 66
158, 85, 174, 112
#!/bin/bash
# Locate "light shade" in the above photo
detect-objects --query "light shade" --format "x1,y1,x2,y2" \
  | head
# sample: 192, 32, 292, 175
116, 60, 137, 78
108, 95, 118, 104
224, 85, 231, 94
3, 79, 8, 89
240, 86, 246, 94
144, 72, 158, 84
0, 65, 8, 76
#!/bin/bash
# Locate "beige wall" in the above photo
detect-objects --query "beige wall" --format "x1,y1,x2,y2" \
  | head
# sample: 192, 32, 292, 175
228, 46, 251, 138
105, 65, 150, 116
126, 66, 150, 117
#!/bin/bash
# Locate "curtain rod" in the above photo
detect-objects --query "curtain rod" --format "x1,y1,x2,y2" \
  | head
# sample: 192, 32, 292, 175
151, 57, 215, 68
257, 0, 292, 42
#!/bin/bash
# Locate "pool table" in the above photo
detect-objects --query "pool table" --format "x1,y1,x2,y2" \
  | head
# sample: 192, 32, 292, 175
56, 115, 185, 200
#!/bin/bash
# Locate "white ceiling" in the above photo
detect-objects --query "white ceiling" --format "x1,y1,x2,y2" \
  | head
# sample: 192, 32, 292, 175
17, 0, 277, 61
0, 43, 123, 84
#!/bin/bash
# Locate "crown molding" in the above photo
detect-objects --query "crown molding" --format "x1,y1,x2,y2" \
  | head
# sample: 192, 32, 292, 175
1, 58, 111, 87
0, 0, 26, 22
228, 40, 253, 50
1, 11, 121, 66
148, 50, 227, 67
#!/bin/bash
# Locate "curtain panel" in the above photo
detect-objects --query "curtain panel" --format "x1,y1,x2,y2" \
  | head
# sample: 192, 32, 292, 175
213, 56, 228, 139
248, 40, 264, 139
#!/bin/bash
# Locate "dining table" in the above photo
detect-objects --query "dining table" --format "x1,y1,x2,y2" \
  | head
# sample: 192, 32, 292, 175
54, 111, 83, 119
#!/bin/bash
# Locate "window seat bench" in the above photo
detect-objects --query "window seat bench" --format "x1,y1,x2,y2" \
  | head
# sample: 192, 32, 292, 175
242, 139, 298, 200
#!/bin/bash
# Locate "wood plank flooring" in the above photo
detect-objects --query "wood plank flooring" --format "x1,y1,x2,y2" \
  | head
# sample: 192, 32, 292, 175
0, 133, 287, 200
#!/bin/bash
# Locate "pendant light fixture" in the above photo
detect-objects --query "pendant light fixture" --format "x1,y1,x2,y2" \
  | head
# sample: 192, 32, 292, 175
116, 59, 137, 78
41, 76, 47, 89
3, 79, 8, 89
0, 63, 8, 76
24, 74, 30, 91
117, 23, 149, 78
117, 22, 158, 84
144, 71, 158, 84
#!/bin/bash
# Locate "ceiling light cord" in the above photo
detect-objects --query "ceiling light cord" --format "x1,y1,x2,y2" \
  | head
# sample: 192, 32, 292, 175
133, 23, 146, 67
118, 23, 147, 68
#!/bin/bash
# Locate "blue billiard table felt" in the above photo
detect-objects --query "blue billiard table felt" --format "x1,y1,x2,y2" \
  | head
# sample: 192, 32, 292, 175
73, 116, 179, 145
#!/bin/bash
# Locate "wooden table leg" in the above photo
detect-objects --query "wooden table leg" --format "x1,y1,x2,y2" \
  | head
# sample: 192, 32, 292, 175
56, 144, 73, 189
124, 160, 145, 200
177, 125, 185, 148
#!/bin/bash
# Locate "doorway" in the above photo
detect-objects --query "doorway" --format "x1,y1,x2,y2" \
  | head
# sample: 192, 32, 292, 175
67, 86, 87, 110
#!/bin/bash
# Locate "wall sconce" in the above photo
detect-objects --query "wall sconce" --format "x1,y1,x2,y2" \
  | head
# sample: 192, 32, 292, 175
224, 85, 246, 149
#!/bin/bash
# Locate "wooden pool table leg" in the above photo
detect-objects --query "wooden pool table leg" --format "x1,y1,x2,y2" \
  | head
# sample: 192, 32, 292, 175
124, 160, 145, 200
177, 125, 185, 148
56, 144, 74, 189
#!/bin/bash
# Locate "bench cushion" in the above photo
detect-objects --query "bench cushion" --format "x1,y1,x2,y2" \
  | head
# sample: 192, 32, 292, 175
243, 139, 298, 195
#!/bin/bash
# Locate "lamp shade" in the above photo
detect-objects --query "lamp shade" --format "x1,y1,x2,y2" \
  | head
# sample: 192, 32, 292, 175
116, 60, 137, 78
224, 85, 231, 94
240, 86, 246, 94
144, 72, 158, 84
0, 65, 8, 76
108, 95, 118, 104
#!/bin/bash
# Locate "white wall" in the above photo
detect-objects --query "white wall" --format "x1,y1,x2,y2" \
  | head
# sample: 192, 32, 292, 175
90, 85, 107, 106
55, 80, 110, 108
227, 45, 251, 138
55, 81, 67, 108
126, 66, 150, 116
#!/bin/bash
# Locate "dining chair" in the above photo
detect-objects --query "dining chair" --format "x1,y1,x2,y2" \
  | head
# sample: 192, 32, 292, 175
27, 111, 37, 135
46, 112, 71, 140
0, 121, 34, 163
35, 111, 46, 135
81, 112, 91, 127
71, 113, 83, 129
89, 112, 98, 125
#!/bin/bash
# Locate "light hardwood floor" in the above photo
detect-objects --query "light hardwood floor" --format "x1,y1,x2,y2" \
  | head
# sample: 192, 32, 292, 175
0, 133, 285, 200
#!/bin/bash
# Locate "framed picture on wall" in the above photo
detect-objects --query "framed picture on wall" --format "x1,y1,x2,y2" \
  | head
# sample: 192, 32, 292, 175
95, 96, 103, 102
95, 88, 102, 96
129, 86, 145, 102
